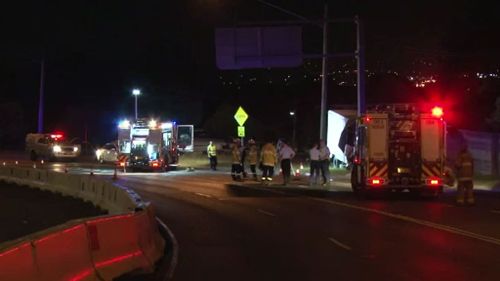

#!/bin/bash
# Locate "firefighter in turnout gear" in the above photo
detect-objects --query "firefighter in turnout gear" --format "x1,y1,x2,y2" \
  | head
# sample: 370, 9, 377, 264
247, 139, 259, 180
207, 141, 217, 170
260, 141, 277, 184
231, 142, 243, 181
455, 145, 475, 205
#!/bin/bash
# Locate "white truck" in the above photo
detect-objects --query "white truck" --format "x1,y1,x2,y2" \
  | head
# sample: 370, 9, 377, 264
26, 133, 81, 161
350, 104, 446, 196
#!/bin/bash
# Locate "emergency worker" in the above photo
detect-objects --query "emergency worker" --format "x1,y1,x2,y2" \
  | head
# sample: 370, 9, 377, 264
455, 145, 475, 205
278, 139, 295, 185
260, 141, 277, 184
231, 142, 242, 181
319, 139, 331, 186
207, 141, 217, 171
247, 139, 259, 180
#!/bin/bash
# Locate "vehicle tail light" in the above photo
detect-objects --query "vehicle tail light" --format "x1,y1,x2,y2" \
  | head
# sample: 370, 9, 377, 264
151, 161, 159, 167
426, 177, 441, 186
367, 177, 384, 186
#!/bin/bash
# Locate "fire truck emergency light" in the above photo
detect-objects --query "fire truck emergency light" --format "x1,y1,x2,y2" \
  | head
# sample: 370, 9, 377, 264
148, 119, 157, 129
118, 120, 130, 129
50, 133, 64, 140
431, 106, 444, 118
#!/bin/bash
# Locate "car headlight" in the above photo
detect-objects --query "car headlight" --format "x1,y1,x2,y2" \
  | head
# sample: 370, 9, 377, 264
73, 146, 79, 152
53, 145, 62, 153
95, 149, 102, 158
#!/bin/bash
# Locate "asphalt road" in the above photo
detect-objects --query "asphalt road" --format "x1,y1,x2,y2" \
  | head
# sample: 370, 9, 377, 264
3, 157, 500, 281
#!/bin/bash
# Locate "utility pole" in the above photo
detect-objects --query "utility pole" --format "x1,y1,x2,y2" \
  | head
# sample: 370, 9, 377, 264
319, 3, 329, 140
356, 16, 366, 116
37, 59, 45, 133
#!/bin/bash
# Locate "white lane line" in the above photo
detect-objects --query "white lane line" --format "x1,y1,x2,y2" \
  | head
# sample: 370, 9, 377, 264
156, 218, 178, 280
257, 209, 276, 217
194, 192, 212, 198
312, 198, 500, 247
491, 210, 500, 214
328, 237, 352, 251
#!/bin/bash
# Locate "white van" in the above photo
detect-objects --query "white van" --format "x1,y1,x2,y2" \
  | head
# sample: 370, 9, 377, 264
25, 133, 81, 161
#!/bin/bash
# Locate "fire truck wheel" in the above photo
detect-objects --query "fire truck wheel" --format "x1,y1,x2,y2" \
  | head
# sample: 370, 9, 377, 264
30, 151, 38, 161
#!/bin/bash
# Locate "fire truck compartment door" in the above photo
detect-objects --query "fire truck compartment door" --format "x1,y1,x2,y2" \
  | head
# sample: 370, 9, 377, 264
177, 125, 194, 152
367, 114, 388, 161
420, 115, 443, 161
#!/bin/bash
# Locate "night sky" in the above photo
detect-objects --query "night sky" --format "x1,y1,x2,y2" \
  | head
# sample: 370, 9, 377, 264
1, 0, 499, 146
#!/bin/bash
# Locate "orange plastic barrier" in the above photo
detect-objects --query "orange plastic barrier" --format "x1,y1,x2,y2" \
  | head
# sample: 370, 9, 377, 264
33, 224, 98, 281
86, 214, 153, 280
136, 205, 165, 264
0, 242, 37, 281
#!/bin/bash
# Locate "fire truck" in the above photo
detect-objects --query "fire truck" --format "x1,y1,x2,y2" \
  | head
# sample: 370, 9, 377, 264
350, 104, 446, 196
117, 118, 193, 171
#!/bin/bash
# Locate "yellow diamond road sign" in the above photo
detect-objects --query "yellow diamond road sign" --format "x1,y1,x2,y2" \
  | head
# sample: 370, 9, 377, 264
234, 106, 248, 126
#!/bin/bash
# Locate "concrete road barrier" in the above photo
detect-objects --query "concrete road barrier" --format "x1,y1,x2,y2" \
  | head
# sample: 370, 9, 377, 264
0, 166, 166, 281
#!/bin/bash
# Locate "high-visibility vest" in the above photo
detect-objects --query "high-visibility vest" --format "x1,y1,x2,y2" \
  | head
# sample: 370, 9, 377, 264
456, 151, 474, 181
207, 144, 217, 157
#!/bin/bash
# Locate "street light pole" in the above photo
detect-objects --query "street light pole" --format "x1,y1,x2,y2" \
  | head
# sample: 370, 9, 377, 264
290, 111, 296, 148
37, 59, 45, 133
132, 89, 141, 120
320, 3, 329, 140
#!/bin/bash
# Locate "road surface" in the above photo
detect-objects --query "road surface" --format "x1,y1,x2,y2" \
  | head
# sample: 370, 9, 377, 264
3, 156, 500, 281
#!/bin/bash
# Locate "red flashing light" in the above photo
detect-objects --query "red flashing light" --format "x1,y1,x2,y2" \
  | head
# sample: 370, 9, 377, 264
152, 162, 159, 167
353, 156, 361, 164
119, 162, 126, 167
431, 106, 444, 118
50, 133, 64, 140
364, 116, 371, 123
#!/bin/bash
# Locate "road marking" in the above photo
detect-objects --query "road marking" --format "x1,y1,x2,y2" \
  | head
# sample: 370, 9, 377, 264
194, 192, 212, 198
257, 209, 276, 217
156, 218, 178, 280
313, 198, 500, 247
328, 237, 352, 251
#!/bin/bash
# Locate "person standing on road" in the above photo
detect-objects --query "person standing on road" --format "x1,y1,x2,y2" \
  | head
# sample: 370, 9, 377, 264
278, 139, 295, 186
455, 144, 475, 205
207, 141, 217, 171
309, 142, 320, 186
319, 139, 331, 186
247, 139, 259, 181
231, 142, 243, 181
260, 141, 277, 184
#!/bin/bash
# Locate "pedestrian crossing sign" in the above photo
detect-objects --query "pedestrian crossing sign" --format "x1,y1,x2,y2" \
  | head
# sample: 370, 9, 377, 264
234, 106, 248, 126
237, 126, 245, 137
